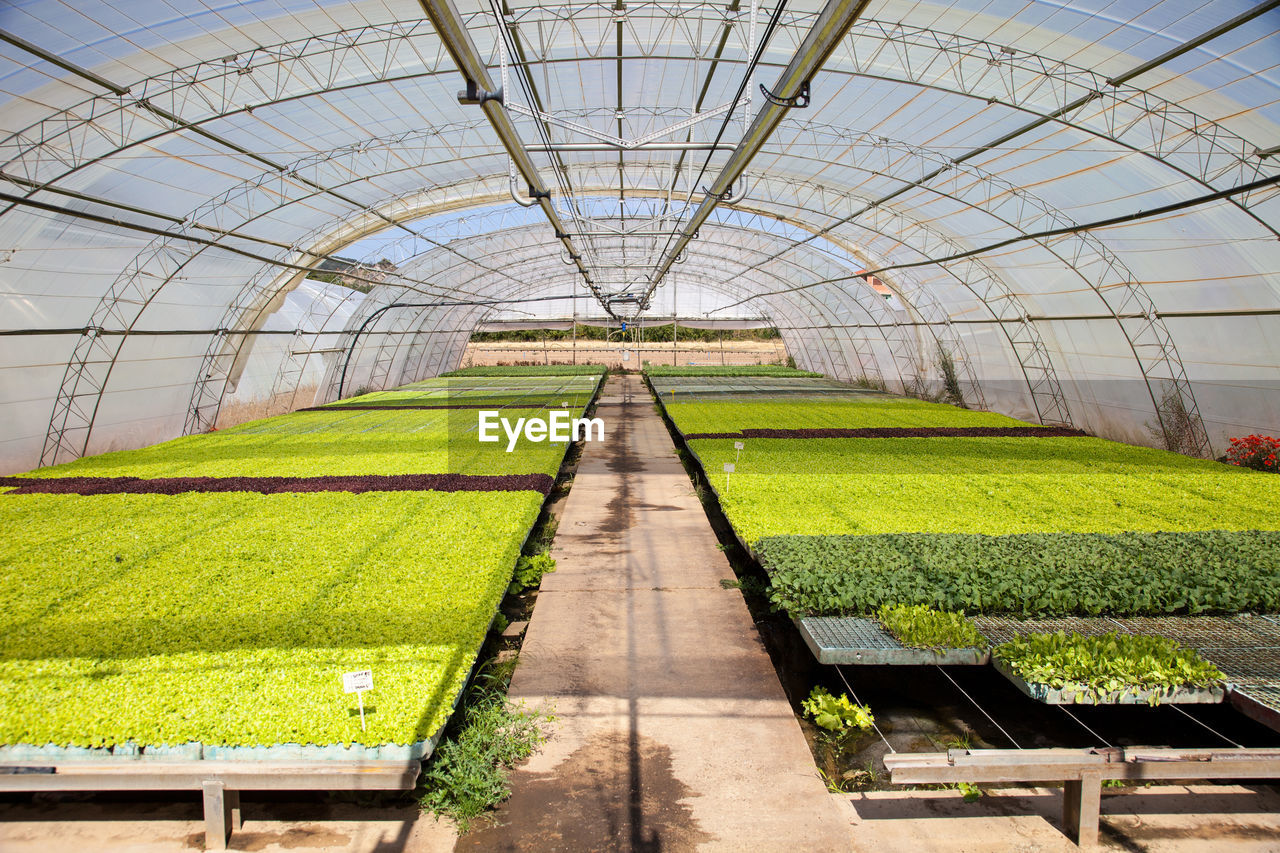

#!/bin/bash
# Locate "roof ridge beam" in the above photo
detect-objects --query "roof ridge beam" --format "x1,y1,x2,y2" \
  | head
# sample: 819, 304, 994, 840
417, 0, 610, 316
643, 0, 874, 306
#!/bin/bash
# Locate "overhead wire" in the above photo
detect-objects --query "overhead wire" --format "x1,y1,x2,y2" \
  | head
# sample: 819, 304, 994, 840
834, 665, 896, 753
1168, 705, 1246, 749
1056, 706, 1112, 748
933, 665, 1023, 750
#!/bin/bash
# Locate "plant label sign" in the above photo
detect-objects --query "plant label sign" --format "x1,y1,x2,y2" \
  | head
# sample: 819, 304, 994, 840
734, 441, 744, 451
342, 669, 373, 731
343, 669, 373, 693
723, 461, 734, 490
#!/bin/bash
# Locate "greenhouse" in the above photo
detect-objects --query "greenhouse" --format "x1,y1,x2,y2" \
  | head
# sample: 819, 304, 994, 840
1, 0, 1279, 849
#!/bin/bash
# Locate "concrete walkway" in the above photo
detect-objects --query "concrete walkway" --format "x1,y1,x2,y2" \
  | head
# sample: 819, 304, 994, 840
460, 375, 851, 851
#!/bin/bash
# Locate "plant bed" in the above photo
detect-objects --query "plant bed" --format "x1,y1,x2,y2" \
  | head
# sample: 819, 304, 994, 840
643, 364, 821, 377
757, 531, 1280, 617
687, 435, 1280, 543
0, 489, 544, 749
664, 398, 1036, 433
440, 364, 608, 377
682, 426, 1086, 439
992, 632, 1226, 706
876, 605, 988, 651
0, 375, 602, 754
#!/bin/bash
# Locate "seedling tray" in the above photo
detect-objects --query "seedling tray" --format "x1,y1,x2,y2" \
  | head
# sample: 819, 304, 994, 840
796, 616, 989, 666
992, 656, 1226, 705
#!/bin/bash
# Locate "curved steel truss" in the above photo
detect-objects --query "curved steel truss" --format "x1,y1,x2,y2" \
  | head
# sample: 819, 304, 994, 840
9, 0, 1276, 469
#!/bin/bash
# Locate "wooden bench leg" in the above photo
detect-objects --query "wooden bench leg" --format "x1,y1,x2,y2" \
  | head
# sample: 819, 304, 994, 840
202, 780, 237, 850
228, 788, 242, 832
1063, 771, 1102, 847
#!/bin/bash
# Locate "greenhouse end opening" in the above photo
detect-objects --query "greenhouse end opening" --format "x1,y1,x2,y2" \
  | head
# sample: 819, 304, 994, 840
477, 410, 605, 452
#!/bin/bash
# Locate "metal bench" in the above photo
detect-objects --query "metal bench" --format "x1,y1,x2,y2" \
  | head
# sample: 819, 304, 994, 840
0, 760, 420, 849
884, 747, 1280, 847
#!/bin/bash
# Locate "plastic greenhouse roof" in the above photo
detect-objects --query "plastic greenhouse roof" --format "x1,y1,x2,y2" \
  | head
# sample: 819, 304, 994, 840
0, 0, 1277, 472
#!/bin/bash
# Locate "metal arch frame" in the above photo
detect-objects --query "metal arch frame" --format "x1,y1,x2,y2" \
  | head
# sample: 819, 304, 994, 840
716, 129, 1213, 452
658, 222, 922, 384
397, 304, 486, 383
702, 203, 999, 405
42, 126, 1117, 460
533, 160, 982, 393
319, 232, 896, 401
58, 144, 716, 460
41, 161, 532, 464
264, 285, 364, 414
824, 19, 1279, 237
172, 158, 1044, 432
381, 219, 910, 376
643, 0, 876, 300
719, 177, 1063, 421
10, 11, 1271, 456
384, 269, 867, 385
184, 190, 539, 436
470, 6, 1277, 218
177, 162, 977, 424
451, 273, 854, 381
37, 121, 582, 462
2, 10, 1271, 220
463, 144, 1209, 436
418, 0, 610, 312
547, 156, 1066, 419
466, 239, 888, 380
182, 176, 551, 437
351, 165, 988, 392
357, 230, 888, 384
5, 14, 1268, 271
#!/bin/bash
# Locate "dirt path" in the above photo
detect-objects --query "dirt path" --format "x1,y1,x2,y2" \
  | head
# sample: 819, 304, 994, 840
457, 374, 852, 851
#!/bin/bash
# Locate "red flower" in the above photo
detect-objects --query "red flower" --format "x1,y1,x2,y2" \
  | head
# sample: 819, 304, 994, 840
1226, 434, 1280, 474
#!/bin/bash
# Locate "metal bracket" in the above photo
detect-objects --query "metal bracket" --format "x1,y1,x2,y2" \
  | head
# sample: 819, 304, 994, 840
759, 80, 809, 108
457, 79, 503, 106
527, 184, 550, 200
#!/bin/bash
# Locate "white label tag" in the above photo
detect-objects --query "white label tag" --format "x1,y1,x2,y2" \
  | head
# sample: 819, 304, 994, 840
734, 441, 744, 450
723, 463, 735, 473
342, 669, 373, 693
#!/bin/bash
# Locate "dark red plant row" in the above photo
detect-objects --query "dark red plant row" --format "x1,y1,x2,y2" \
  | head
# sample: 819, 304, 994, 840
298, 403, 545, 411
682, 426, 1089, 440
0, 473, 554, 496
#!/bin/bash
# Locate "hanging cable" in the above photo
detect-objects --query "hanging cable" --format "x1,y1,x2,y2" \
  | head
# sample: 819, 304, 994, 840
1057, 705, 1112, 748
933, 665, 1023, 750
834, 665, 896, 753
653, 0, 790, 271
1168, 704, 1245, 749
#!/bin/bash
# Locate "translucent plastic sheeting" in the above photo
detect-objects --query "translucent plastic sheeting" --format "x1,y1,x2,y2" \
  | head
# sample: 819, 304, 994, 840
0, 0, 1277, 473
216, 277, 364, 420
